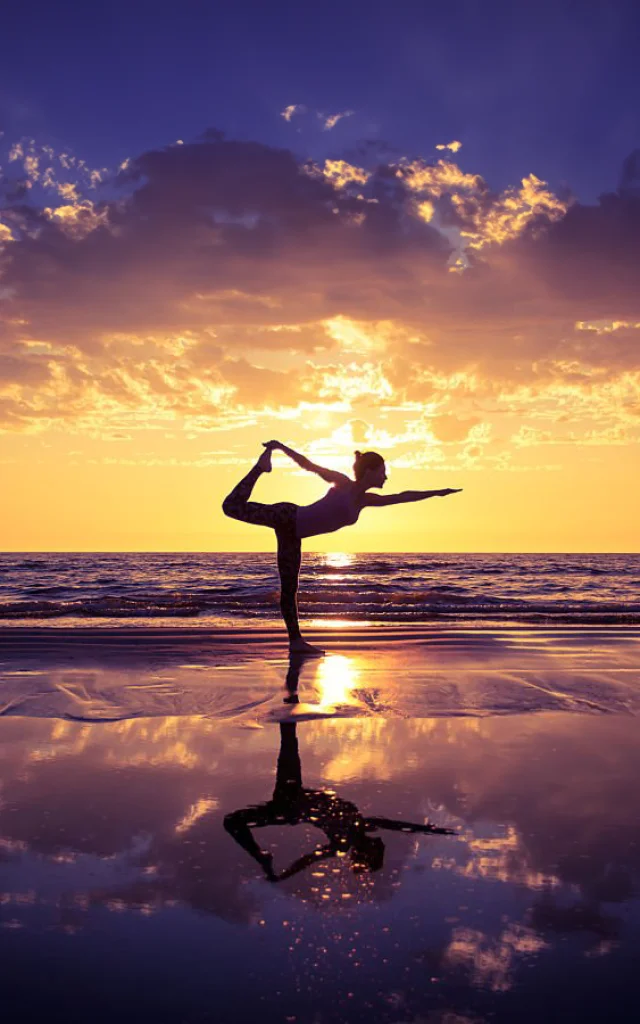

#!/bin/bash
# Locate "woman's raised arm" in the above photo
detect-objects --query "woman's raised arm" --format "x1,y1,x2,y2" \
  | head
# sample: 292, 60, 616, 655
263, 441, 351, 486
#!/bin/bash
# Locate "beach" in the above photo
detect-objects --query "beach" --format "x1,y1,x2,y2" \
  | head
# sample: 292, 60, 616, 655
1, 618, 640, 1022
1, 622, 639, 720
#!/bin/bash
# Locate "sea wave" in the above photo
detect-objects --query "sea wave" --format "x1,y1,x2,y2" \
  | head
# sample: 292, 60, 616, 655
1, 552, 638, 626
1, 591, 639, 624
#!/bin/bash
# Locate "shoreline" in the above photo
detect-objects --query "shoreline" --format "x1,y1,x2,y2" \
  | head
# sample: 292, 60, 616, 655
2, 618, 640, 631
1, 620, 639, 647
2, 610, 639, 629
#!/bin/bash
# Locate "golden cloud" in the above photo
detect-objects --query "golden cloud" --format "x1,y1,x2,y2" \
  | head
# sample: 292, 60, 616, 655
0, 130, 639, 471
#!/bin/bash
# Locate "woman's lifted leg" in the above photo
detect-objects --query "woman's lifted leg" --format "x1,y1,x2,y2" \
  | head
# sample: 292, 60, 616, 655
222, 449, 273, 524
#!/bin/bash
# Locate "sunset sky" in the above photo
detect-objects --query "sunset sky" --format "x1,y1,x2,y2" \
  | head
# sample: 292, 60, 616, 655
1, 1, 639, 552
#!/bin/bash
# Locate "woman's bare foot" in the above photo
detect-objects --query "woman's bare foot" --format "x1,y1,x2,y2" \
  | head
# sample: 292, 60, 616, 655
289, 638, 325, 657
257, 448, 272, 472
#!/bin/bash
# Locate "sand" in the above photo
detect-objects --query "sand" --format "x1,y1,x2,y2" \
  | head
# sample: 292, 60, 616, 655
2, 622, 640, 1021
1, 623, 638, 721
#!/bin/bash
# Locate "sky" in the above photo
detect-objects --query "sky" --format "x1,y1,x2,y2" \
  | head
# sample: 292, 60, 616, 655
1, 0, 639, 552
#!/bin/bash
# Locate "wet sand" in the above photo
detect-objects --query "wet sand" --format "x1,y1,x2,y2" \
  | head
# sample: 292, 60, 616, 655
1, 624, 639, 1022
1, 623, 639, 720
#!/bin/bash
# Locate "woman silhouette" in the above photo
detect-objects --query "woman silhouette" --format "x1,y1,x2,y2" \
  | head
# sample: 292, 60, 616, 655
224, 715, 455, 884
222, 441, 461, 656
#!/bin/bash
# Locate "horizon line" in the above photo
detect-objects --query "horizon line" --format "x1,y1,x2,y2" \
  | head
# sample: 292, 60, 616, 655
1, 550, 638, 556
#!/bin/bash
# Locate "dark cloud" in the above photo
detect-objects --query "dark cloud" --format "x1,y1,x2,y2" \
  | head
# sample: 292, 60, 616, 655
117, 138, 341, 228
0, 350, 51, 386
503, 187, 640, 316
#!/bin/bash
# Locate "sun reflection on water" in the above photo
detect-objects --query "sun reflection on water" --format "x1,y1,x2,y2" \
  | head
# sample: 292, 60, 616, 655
323, 552, 354, 569
313, 654, 361, 707
306, 618, 373, 629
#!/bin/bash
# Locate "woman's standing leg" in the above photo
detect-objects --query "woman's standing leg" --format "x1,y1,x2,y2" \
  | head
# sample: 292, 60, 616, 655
276, 521, 324, 657
276, 527, 303, 642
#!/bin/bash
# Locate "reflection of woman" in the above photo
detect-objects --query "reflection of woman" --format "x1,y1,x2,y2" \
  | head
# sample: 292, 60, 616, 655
224, 715, 454, 883
222, 441, 461, 655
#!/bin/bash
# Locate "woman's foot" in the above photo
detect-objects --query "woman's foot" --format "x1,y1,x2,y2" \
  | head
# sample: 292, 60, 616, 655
257, 448, 272, 473
289, 638, 325, 657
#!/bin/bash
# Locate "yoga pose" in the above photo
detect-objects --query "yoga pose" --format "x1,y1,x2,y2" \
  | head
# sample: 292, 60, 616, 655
222, 441, 461, 656
224, 701, 455, 883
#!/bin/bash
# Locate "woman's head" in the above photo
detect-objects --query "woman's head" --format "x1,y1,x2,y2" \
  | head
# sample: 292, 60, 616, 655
353, 450, 386, 487
349, 835, 385, 873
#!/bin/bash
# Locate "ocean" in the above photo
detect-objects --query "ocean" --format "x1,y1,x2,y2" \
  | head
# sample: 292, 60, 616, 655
0, 551, 638, 626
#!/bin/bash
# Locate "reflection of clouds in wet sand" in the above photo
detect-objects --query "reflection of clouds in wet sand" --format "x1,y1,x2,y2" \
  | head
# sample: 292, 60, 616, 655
0, 709, 639, 994
444, 924, 549, 992
433, 826, 563, 890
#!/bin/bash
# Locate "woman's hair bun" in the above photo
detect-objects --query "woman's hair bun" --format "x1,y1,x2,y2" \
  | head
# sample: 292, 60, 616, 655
352, 449, 385, 481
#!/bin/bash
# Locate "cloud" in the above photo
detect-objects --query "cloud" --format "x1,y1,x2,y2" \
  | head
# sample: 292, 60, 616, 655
430, 414, 480, 443
0, 130, 639, 460
317, 159, 370, 189
348, 418, 370, 445
280, 104, 306, 122
318, 110, 354, 131
575, 319, 640, 333
280, 106, 354, 131
4, 135, 108, 197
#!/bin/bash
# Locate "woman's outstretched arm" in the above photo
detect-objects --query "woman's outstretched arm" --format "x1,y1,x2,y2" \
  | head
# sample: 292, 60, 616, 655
263, 440, 350, 486
364, 815, 456, 835
363, 488, 462, 506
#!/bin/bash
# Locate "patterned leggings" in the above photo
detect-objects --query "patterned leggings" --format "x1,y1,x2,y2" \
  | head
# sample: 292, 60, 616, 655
222, 465, 302, 639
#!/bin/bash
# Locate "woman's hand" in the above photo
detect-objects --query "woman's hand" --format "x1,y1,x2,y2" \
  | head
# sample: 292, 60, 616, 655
438, 488, 462, 496
263, 440, 284, 451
